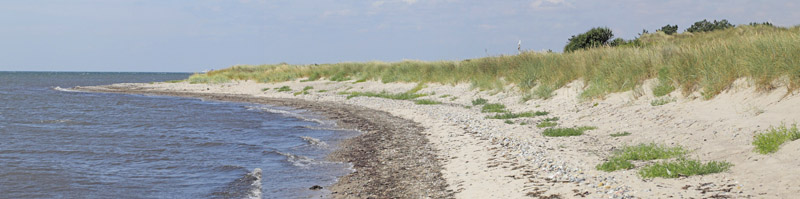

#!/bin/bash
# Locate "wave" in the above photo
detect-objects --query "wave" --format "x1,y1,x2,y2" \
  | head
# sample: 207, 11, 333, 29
265, 150, 319, 168
53, 86, 76, 92
245, 105, 336, 127
300, 136, 328, 147
211, 168, 262, 199
34, 119, 94, 125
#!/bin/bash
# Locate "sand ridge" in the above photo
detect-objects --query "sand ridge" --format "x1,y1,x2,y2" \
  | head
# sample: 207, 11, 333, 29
77, 78, 800, 198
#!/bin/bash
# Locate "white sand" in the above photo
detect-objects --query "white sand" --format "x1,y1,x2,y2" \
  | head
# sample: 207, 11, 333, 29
110, 78, 800, 198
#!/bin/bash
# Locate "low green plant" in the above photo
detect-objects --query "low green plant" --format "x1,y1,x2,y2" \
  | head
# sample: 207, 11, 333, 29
542, 117, 559, 122
610, 132, 632, 137
487, 111, 548, 119
537, 121, 557, 128
472, 98, 488, 105
450, 96, 458, 101
753, 124, 800, 154
638, 159, 732, 178
440, 94, 452, 98
651, 97, 675, 106
165, 79, 184, 83
317, 89, 328, 93
542, 126, 596, 137
293, 86, 314, 95
481, 103, 507, 113
261, 88, 270, 91
343, 83, 427, 100
504, 120, 514, 124
415, 99, 442, 105
519, 122, 528, 125
596, 143, 686, 172
277, 86, 292, 92
187, 73, 230, 84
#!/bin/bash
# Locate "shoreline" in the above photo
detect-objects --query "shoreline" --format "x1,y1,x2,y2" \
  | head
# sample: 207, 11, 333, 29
74, 78, 800, 198
73, 85, 453, 198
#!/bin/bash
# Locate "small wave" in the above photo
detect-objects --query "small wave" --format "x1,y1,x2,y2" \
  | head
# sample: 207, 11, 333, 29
300, 136, 328, 148
33, 119, 94, 125
53, 86, 76, 92
214, 165, 246, 172
246, 105, 336, 126
267, 151, 318, 168
211, 168, 262, 199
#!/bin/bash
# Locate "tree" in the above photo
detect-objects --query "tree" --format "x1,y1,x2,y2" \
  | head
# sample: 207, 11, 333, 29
686, 19, 734, 33
564, 27, 614, 52
657, 24, 678, 35
749, 22, 774, 27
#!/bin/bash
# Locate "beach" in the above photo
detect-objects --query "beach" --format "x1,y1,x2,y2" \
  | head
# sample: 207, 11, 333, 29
76, 78, 800, 198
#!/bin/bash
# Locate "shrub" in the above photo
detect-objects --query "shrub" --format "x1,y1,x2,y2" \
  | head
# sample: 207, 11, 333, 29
596, 143, 686, 172
277, 86, 292, 92
753, 124, 800, 154
749, 22, 774, 27
658, 24, 678, 35
686, 19, 734, 33
536, 121, 557, 128
564, 27, 614, 52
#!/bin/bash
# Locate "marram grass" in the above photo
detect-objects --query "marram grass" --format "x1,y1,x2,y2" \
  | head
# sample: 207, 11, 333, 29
188, 25, 800, 99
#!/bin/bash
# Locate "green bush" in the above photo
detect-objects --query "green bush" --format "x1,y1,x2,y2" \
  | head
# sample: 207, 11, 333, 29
658, 24, 678, 35
277, 86, 292, 92
686, 19, 734, 33
542, 126, 596, 137
481, 103, 507, 113
415, 99, 442, 105
753, 124, 800, 154
564, 27, 614, 52
472, 98, 488, 105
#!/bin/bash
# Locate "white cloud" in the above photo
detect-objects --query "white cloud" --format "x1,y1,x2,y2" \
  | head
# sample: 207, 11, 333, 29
530, 0, 570, 10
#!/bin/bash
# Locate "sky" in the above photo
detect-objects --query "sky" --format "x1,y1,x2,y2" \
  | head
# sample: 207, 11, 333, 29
1, 0, 798, 72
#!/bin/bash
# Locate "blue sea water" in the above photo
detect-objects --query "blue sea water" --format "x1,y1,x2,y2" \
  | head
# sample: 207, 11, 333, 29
0, 72, 356, 198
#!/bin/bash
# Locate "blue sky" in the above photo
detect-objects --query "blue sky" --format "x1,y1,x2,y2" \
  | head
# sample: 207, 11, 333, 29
1, 0, 798, 72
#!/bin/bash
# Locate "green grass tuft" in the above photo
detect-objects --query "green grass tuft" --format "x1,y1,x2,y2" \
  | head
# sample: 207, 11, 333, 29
472, 98, 488, 105
440, 94, 452, 98
504, 120, 514, 124
542, 117, 559, 122
536, 121, 558, 128
481, 103, 507, 113
487, 111, 548, 119
415, 99, 442, 105
261, 88, 270, 91
651, 97, 676, 106
610, 132, 632, 137
638, 159, 732, 178
542, 126, 596, 137
277, 86, 292, 92
753, 124, 800, 154
596, 143, 686, 172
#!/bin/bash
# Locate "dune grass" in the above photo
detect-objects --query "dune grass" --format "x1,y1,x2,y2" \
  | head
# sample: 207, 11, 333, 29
596, 143, 687, 172
276, 86, 291, 92
471, 98, 488, 105
293, 86, 314, 95
415, 99, 442, 105
536, 121, 558, 128
481, 103, 507, 113
487, 111, 548, 119
650, 97, 676, 106
542, 126, 596, 137
186, 25, 800, 100
342, 83, 427, 100
610, 131, 632, 137
638, 159, 732, 178
753, 123, 800, 154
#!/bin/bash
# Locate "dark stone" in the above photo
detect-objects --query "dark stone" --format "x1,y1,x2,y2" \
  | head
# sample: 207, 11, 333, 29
309, 185, 323, 190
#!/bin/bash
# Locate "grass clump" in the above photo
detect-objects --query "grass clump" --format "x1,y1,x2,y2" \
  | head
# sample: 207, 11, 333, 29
610, 132, 632, 137
542, 126, 596, 137
596, 143, 686, 172
293, 86, 314, 95
344, 83, 427, 100
542, 117, 559, 122
650, 97, 676, 106
187, 73, 231, 84
753, 124, 800, 154
440, 94, 452, 98
415, 99, 442, 105
504, 120, 514, 124
261, 88, 270, 91
472, 98, 488, 105
481, 103, 507, 113
537, 121, 558, 128
638, 159, 732, 178
277, 86, 292, 92
317, 89, 328, 93
488, 111, 548, 119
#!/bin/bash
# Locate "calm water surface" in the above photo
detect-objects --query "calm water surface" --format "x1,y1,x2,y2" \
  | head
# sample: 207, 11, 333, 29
0, 72, 356, 198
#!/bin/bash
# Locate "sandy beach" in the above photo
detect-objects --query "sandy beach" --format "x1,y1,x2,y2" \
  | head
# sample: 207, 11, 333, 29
76, 78, 800, 198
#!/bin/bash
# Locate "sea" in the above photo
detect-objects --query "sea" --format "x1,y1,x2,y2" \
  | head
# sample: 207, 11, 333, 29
0, 72, 358, 199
